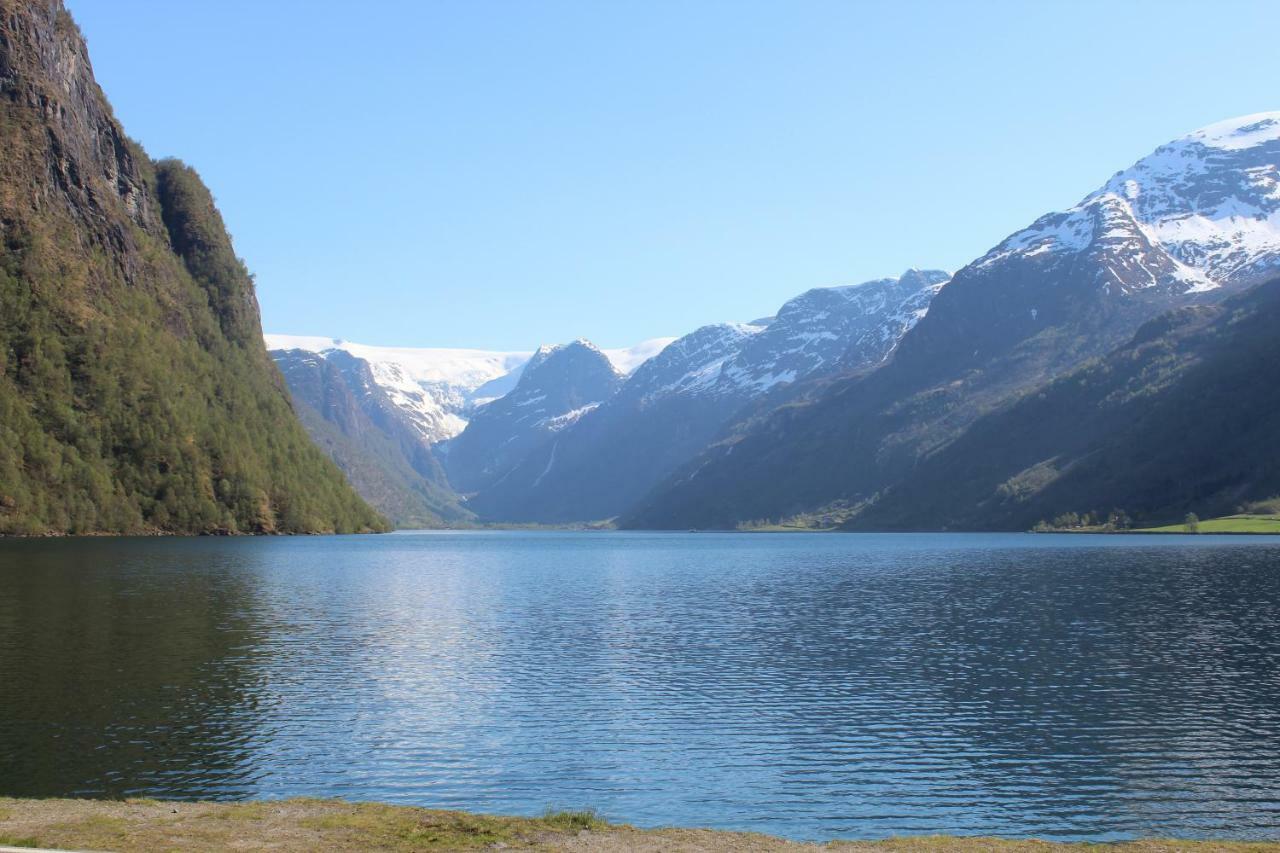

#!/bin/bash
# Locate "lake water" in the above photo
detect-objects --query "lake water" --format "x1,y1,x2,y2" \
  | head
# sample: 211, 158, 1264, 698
1, 531, 1278, 840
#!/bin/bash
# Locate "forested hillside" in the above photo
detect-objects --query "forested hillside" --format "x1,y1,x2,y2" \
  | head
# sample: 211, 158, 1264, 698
0, 0, 385, 534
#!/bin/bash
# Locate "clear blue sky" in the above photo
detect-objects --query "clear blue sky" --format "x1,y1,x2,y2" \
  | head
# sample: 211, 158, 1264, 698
68, 0, 1278, 350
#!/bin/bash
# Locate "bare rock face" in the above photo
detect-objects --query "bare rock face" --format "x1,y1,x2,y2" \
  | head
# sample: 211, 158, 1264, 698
1, 2, 158, 237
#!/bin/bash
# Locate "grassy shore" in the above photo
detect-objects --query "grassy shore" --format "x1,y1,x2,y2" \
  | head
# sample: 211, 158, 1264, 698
1, 798, 1278, 852
1135, 514, 1280, 534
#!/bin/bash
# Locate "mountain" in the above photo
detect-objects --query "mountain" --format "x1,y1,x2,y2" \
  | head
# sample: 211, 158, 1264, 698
461, 322, 760, 522
265, 334, 672, 443
266, 334, 672, 525
273, 348, 471, 527
441, 340, 624, 494
0, 0, 385, 535
464, 270, 949, 523
848, 275, 1280, 530
265, 335, 532, 444
717, 268, 950, 392
625, 113, 1280, 529
894, 112, 1280, 386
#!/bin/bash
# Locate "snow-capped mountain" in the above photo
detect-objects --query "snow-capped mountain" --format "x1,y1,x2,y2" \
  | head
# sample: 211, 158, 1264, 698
718, 269, 951, 392
627, 322, 766, 401
894, 113, 1280, 387
462, 269, 948, 523
265, 334, 673, 444
627, 112, 1280, 531
443, 340, 625, 493
977, 111, 1280, 294
265, 334, 528, 443
616, 269, 949, 405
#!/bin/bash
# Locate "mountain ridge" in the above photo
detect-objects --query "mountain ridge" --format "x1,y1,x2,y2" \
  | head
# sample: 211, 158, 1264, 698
624, 112, 1280, 530
462, 269, 950, 523
442, 339, 625, 495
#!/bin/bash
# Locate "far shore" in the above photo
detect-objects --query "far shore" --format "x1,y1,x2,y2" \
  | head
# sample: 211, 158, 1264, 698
4, 516, 1280, 539
1, 798, 1278, 852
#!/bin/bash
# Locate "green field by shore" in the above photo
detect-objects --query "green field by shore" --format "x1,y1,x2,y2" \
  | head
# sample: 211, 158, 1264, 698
1135, 515, 1280, 534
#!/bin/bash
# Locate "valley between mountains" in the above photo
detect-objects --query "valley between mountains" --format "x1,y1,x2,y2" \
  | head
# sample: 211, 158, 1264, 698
268, 112, 1280, 532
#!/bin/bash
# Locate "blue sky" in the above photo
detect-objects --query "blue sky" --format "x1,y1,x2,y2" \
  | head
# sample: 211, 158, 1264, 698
69, 0, 1277, 350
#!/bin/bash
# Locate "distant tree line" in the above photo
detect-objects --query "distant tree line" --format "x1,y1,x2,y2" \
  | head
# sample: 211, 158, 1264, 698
1032, 509, 1133, 532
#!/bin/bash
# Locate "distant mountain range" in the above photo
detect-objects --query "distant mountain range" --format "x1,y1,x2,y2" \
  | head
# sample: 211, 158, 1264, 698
270, 268, 950, 525
269, 111, 1280, 531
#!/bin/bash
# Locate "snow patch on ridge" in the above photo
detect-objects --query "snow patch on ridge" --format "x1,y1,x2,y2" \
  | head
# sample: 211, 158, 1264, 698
603, 337, 677, 374
542, 402, 602, 431
1185, 112, 1280, 151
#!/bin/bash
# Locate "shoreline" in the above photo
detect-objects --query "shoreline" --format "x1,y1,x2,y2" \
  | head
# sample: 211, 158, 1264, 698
3, 523, 1280, 539
1, 798, 1277, 852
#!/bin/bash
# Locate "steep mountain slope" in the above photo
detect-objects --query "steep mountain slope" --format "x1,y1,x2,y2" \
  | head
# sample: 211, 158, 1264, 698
273, 349, 471, 527
0, 1, 384, 535
265, 335, 671, 525
849, 276, 1280, 530
442, 340, 623, 493
465, 270, 948, 523
626, 113, 1280, 529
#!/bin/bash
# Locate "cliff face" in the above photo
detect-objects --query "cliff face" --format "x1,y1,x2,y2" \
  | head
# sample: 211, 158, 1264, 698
0, 2, 158, 262
0, 0, 386, 534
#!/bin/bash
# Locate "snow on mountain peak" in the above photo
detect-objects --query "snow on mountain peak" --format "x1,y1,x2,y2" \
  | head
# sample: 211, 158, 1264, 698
602, 337, 677, 374
1181, 111, 1280, 151
266, 333, 670, 443
621, 271, 947, 403
715, 270, 950, 394
976, 112, 1280, 291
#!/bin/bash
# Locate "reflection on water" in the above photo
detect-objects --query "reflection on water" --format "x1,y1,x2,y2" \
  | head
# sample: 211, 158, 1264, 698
1, 532, 1278, 840
0, 539, 271, 798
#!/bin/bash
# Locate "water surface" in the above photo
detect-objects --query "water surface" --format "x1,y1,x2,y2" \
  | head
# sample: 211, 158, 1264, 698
1, 531, 1278, 840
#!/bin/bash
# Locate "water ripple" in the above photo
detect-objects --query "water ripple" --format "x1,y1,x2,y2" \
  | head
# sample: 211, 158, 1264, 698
1, 532, 1279, 840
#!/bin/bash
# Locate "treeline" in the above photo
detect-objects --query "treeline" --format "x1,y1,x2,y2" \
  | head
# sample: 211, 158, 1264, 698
1031, 510, 1134, 532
